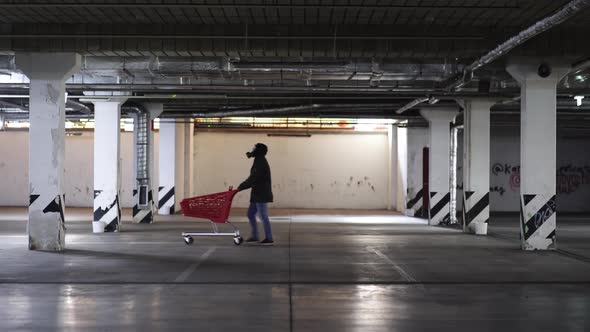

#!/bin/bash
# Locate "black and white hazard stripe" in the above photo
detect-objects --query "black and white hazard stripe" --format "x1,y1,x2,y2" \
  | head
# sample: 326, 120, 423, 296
158, 186, 175, 214
93, 190, 121, 232
29, 193, 66, 249
520, 193, 556, 250
406, 188, 425, 217
462, 191, 490, 232
133, 189, 154, 224
429, 191, 450, 225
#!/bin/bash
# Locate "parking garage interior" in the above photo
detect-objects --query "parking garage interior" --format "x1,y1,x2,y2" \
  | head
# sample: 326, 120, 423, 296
1, 1, 590, 331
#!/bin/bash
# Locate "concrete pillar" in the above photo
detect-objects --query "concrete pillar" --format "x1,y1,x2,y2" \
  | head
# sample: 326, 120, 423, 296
387, 124, 398, 210
16, 52, 81, 251
0, 114, 5, 131
507, 59, 569, 250
132, 103, 163, 224
404, 127, 429, 217
158, 120, 182, 214
183, 119, 195, 199
420, 108, 459, 225
461, 99, 495, 234
92, 100, 126, 233
395, 126, 408, 214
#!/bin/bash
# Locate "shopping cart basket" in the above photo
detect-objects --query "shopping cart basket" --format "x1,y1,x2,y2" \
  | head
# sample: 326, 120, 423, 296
180, 187, 243, 245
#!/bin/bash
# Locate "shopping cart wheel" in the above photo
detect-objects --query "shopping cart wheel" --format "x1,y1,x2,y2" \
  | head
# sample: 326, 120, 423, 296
233, 236, 243, 245
183, 236, 194, 245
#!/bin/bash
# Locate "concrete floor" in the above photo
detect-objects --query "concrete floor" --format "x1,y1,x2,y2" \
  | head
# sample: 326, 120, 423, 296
1, 209, 590, 331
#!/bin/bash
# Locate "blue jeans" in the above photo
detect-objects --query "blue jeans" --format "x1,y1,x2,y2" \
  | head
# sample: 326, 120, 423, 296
247, 202, 273, 241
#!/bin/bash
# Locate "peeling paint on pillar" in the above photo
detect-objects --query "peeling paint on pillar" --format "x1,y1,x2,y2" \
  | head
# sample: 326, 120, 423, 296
45, 83, 60, 104
16, 52, 81, 251
28, 194, 66, 251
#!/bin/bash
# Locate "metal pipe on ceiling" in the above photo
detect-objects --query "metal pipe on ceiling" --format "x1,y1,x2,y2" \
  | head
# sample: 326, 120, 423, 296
395, 97, 430, 114
396, 0, 590, 115
0, 99, 27, 112
447, 0, 590, 91
66, 100, 92, 114
191, 104, 320, 118
183, 103, 416, 118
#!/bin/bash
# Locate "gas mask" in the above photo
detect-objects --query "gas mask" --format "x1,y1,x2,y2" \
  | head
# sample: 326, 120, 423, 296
246, 145, 256, 158
245, 143, 268, 158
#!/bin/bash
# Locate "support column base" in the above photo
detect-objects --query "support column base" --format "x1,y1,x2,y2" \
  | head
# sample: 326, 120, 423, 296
133, 189, 155, 224
429, 191, 450, 225
93, 190, 121, 233
520, 193, 556, 250
462, 191, 490, 235
28, 194, 66, 251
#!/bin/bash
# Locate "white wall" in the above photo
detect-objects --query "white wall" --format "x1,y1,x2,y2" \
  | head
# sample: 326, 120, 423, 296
0, 130, 159, 208
3, 125, 589, 212
0, 131, 28, 206
193, 131, 390, 209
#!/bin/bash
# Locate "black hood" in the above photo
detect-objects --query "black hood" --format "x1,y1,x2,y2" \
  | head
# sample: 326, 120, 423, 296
252, 143, 268, 157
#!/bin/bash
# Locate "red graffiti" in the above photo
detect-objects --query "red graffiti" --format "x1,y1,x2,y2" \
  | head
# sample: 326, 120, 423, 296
493, 163, 590, 195
557, 174, 590, 194
509, 170, 520, 191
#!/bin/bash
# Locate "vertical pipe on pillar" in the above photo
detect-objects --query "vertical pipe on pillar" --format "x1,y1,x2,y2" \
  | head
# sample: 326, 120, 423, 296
507, 59, 569, 250
93, 100, 125, 233
16, 52, 81, 251
132, 109, 152, 223
133, 103, 163, 223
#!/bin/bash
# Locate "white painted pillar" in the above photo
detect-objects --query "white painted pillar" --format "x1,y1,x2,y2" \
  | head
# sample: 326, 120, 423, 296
0, 114, 5, 131
387, 124, 397, 210
507, 59, 569, 250
132, 103, 163, 224
404, 127, 428, 217
92, 100, 126, 233
16, 52, 81, 251
183, 119, 195, 199
395, 126, 408, 214
461, 99, 494, 235
420, 108, 459, 225
158, 120, 184, 214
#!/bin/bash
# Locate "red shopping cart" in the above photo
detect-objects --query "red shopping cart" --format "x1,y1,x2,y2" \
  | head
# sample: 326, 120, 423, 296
180, 187, 243, 245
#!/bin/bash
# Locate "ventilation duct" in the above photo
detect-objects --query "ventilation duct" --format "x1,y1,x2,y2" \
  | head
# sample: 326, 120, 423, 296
447, 0, 590, 90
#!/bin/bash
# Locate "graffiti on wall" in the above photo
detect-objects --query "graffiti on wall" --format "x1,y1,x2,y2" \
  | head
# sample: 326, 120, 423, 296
491, 163, 590, 195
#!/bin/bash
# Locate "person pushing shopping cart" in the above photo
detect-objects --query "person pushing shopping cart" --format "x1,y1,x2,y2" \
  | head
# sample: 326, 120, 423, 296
238, 143, 274, 245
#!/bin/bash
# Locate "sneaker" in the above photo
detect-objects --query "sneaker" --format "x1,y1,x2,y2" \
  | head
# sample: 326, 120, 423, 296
259, 238, 274, 245
245, 237, 259, 243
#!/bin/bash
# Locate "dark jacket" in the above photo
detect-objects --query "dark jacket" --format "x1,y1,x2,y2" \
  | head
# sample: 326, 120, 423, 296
238, 156, 274, 203
238, 156, 273, 203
